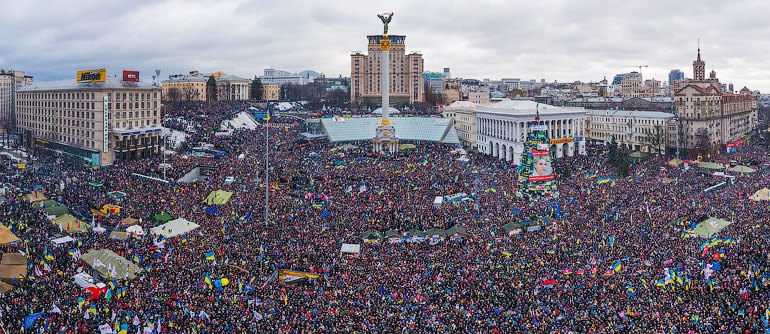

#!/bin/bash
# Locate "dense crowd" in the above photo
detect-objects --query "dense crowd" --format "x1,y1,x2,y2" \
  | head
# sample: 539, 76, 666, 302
1, 101, 769, 333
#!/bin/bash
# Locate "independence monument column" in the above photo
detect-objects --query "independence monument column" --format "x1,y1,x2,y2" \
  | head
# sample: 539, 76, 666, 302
373, 12, 399, 154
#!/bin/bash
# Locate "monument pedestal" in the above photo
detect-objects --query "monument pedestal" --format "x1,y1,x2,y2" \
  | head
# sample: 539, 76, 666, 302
373, 121, 398, 154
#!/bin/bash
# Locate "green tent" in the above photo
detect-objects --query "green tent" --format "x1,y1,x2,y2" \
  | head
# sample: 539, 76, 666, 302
384, 229, 401, 239
698, 162, 725, 170
360, 230, 381, 241
205, 190, 233, 205
88, 181, 103, 187
668, 158, 684, 166
629, 151, 649, 158
400, 143, 417, 150
691, 217, 732, 237
81, 249, 141, 280
404, 229, 424, 238
731, 165, 756, 173
424, 228, 446, 238
32, 199, 58, 209
151, 212, 173, 224
43, 205, 70, 217
504, 222, 524, 234
54, 214, 90, 233
446, 226, 472, 238
107, 191, 127, 200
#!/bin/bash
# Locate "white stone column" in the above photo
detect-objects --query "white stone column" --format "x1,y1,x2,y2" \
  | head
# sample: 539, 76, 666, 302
556, 143, 564, 158
567, 141, 575, 157
382, 48, 390, 120
513, 143, 524, 166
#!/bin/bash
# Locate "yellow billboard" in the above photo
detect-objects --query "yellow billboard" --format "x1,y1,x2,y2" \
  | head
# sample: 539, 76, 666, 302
77, 68, 107, 83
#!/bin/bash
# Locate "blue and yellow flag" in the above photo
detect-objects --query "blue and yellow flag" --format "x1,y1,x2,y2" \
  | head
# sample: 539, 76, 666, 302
205, 251, 215, 261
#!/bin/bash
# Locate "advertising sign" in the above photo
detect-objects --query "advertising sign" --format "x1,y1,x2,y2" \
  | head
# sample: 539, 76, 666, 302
77, 69, 107, 83
549, 137, 574, 145
529, 124, 547, 131
103, 96, 109, 153
122, 70, 139, 82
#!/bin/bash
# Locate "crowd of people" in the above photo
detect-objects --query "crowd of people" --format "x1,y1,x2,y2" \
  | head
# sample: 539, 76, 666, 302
1, 101, 769, 333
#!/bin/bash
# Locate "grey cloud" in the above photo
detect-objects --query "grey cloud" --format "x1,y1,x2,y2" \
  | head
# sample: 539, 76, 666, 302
1, 0, 769, 91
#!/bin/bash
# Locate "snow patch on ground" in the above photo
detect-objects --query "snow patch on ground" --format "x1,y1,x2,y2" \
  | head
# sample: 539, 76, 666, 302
220, 112, 258, 131
161, 128, 189, 149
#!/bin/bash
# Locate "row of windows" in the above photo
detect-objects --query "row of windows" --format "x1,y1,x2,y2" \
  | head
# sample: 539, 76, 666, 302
18, 91, 158, 101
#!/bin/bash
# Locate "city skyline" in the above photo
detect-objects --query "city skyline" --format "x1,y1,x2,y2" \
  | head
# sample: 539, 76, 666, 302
2, 0, 770, 92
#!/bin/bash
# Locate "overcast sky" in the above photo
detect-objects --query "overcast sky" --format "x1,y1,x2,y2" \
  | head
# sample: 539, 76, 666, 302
2, 0, 770, 92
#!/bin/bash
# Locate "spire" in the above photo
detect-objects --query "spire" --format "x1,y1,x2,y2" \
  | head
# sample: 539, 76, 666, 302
697, 38, 701, 61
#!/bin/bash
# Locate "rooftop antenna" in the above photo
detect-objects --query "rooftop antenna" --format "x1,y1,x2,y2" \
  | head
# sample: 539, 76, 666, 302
155, 69, 161, 86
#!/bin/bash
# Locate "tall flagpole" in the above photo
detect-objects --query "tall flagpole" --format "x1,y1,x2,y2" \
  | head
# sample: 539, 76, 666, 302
264, 102, 270, 226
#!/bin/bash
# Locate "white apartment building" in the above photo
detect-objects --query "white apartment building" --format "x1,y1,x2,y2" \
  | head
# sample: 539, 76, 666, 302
442, 101, 479, 148
0, 70, 33, 130
587, 109, 675, 153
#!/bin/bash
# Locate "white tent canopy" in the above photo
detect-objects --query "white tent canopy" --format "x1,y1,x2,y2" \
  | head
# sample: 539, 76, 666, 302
340, 243, 361, 256
51, 236, 75, 244
126, 225, 145, 236
150, 217, 200, 238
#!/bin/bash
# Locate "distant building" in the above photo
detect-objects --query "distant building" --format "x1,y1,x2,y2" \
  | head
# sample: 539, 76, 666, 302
442, 101, 479, 148
350, 34, 424, 106
0, 69, 33, 130
467, 90, 490, 104
675, 46, 757, 155
668, 69, 684, 86
162, 71, 250, 102
476, 99, 587, 165
263, 83, 280, 101
423, 72, 445, 94
17, 74, 162, 166
587, 109, 675, 153
259, 68, 317, 86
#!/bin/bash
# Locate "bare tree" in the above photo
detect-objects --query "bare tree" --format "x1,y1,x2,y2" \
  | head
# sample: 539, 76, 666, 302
182, 86, 198, 102
695, 128, 711, 156
165, 88, 181, 103
641, 124, 666, 155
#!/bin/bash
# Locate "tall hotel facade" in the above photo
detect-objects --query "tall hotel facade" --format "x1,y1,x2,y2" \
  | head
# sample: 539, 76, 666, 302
16, 69, 162, 166
350, 35, 424, 106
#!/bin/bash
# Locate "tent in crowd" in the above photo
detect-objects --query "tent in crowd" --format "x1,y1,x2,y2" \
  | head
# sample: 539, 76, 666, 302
31, 199, 58, 209
668, 158, 684, 166
360, 230, 381, 243
23, 191, 47, 203
629, 151, 648, 159
120, 217, 139, 226
107, 191, 127, 201
51, 236, 75, 244
151, 212, 173, 224
205, 190, 233, 205
150, 217, 200, 238
126, 225, 144, 237
55, 214, 91, 233
749, 188, 770, 201
691, 217, 732, 238
504, 222, 525, 235
0, 281, 12, 294
399, 143, 417, 150
661, 177, 673, 184
101, 204, 121, 215
698, 162, 725, 170
340, 243, 361, 256
424, 228, 446, 239
446, 226, 472, 239
0, 253, 27, 284
730, 165, 756, 174
43, 204, 70, 217
0, 224, 20, 245
109, 231, 129, 240
88, 181, 103, 188
384, 229, 401, 242
81, 249, 141, 280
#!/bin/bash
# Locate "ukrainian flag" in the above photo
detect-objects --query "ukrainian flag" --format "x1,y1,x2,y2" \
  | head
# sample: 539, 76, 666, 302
204, 274, 213, 289
205, 251, 215, 261
613, 260, 622, 272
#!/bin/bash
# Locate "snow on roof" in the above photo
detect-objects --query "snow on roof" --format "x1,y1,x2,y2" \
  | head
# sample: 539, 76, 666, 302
18, 77, 159, 92
444, 101, 478, 110
587, 109, 676, 119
